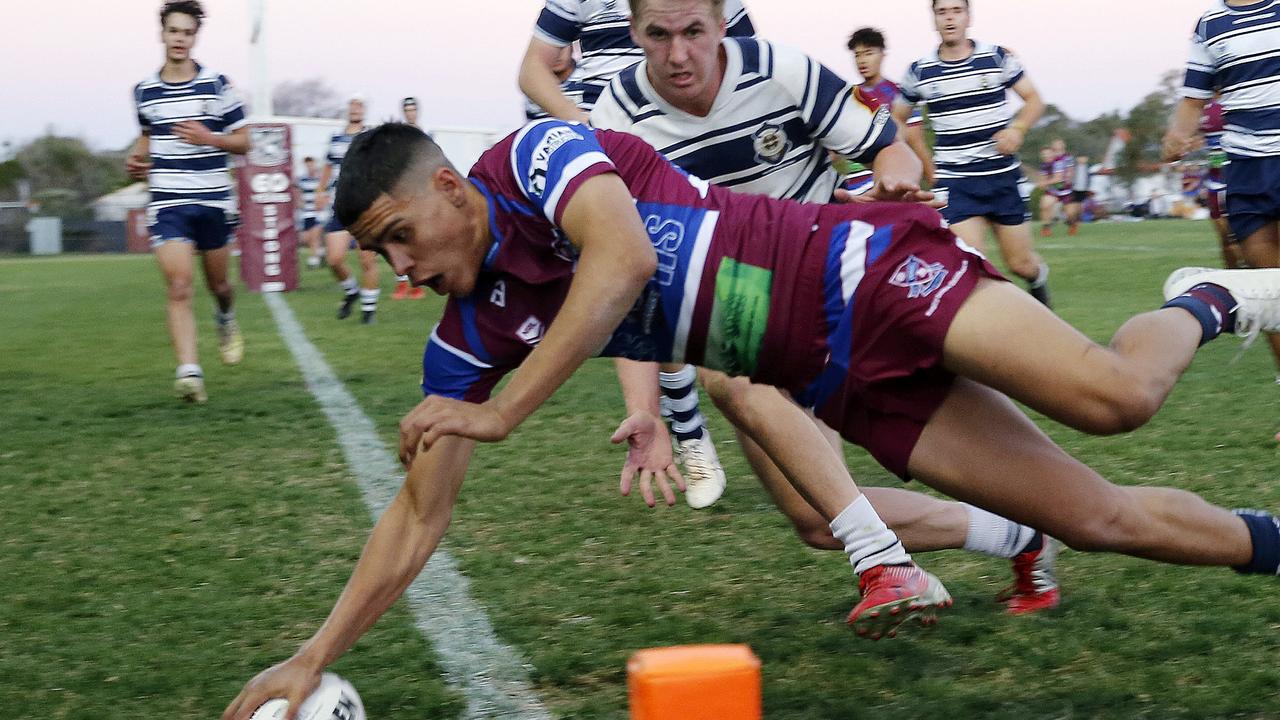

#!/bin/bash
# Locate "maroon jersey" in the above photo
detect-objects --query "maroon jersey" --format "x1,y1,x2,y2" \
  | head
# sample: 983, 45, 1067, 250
421, 120, 952, 417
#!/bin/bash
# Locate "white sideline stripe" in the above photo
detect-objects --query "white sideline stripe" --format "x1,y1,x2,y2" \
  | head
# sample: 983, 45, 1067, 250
264, 292, 551, 720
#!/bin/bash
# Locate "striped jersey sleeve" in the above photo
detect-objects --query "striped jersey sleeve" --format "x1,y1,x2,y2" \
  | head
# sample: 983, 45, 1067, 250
997, 47, 1025, 89
533, 0, 584, 47
509, 119, 617, 224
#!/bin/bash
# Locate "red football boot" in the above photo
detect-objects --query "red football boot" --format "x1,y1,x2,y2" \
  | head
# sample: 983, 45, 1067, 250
997, 534, 1061, 615
847, 563, 952, 640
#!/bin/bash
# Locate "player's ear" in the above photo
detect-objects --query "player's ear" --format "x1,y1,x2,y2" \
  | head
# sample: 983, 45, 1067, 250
434, 167, 466, 208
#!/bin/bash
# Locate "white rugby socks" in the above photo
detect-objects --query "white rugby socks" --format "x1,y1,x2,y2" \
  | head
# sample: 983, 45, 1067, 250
830, 495, 912, 574
962, 503, 1038, 558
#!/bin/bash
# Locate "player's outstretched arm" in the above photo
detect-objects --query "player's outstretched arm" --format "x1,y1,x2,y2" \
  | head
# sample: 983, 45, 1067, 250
405, 173, 657, 453
221, 436, 477, 720
518, 37, 590, 124
1163, 97, 1209, 162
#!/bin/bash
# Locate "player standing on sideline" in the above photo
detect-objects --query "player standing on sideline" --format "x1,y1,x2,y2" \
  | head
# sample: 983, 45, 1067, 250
295, 156, 324, 269
517, 0, 755, 499
127, 0, 247, 403
224, 120, 1280, 717
392, 97, 427, 300
846, 28, 933, 190
895, 0, 1052, 307
591, 0, 1058, 614
1166, 0, 1280, 384
315, 96, 381, 324
517, 0, 753, 122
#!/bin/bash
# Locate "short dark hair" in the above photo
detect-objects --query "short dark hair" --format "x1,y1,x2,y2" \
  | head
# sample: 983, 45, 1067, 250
160, 0, 205, 29
334, 123, 450, 230
303, 156, 315, 163
627, 0, 725, 21
932, 0, 969, 8
847, 28, 885, 51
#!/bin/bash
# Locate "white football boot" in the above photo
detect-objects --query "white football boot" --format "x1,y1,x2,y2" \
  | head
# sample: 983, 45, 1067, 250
679, 432, 727, 509
1163, 267, 1280, 342
174, 374, 207, 403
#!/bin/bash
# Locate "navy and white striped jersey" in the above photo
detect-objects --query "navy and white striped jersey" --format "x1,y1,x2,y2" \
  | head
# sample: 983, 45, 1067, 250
898, 42, 1026, 179
296, 174, 320, 219
134, 63, 246, 213
533, 0, 754, 111
325, 126, 366, 189
1182, 0, 1280, 158
590, 37, 895, 203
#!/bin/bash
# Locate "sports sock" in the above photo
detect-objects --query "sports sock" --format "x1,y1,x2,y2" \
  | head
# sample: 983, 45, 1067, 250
659, 365, 706, 442
1029, 262, 1050, 289
360, 288, 380, 312
830, 495, 912, 574
176, 363, 202, 379
214, 309, 236, 326
1163, 282, 1237, 346
1232, 509, 1280, 575
961, 503, 1038, 559
340, 277, 358, 294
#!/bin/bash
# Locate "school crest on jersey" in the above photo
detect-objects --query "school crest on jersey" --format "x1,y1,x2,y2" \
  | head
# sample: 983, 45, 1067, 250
752, 124, 792, 166
888, 255, 948, 299
516, 315, 545, 346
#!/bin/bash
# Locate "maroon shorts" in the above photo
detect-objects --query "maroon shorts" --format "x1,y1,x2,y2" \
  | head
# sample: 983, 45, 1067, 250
811, 221, 1005, 479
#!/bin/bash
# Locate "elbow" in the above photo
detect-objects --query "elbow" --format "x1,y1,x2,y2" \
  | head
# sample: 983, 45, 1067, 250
630, 249, 658, 287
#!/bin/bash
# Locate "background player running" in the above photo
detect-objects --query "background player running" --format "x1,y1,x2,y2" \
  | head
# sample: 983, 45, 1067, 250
127, 0, 247, 403
895, 0, 1052, 307
315, 96, 382, 324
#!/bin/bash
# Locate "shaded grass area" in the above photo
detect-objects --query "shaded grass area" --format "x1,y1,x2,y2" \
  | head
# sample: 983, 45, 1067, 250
4, 219, 1280, 718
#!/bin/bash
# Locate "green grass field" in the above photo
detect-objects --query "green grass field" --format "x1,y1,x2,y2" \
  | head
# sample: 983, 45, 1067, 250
3, 219, 1280, 719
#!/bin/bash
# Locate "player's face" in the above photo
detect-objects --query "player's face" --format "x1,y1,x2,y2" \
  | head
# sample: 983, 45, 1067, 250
305, 159, 317, 175
1052, 139, 1066, 155
161, 12, 199, 63
348, 100, 366, 124
403, 106, 418, 125
1040, 148, 1053, 163
633, 0, 727, 114
933, 1, 970, 44
351, 170, 485, 298
852, 45, 884, 82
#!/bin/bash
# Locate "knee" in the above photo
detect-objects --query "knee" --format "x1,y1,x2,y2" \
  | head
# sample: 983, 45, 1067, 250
1081, 376, 1162, 435
208, 279, 232, 298
702, 375, 756, 420
166, 275, 194, 303
1008, 254, 1040, 280
326, 253, 344, 270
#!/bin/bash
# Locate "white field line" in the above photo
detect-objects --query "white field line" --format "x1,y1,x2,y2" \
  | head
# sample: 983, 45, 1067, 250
264, 292, 551, 720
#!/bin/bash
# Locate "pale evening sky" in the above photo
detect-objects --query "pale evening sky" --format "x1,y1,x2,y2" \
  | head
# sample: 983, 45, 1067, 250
0, 1, 1212, 153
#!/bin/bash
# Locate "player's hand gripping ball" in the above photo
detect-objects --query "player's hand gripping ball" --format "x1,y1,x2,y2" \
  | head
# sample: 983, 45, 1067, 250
250, 673, 365, 720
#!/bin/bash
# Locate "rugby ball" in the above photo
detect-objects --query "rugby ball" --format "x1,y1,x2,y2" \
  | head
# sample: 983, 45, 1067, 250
249, 672, 365, 720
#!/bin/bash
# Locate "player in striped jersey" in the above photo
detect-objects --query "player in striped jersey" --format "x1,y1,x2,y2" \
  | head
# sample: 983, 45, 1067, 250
895, 0, 1052, 308
592, 0, 1058, 613
518, 0, 753, 122
524, 45, 576, 120
295, 157, 324, 269
1166, 0, 1280, 383
316, 96, 382, 324
127, 0, 247, 403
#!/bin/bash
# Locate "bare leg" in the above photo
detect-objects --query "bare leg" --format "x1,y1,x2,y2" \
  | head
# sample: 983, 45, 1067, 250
155, 241, 198, 366
1236, 223, 1280, 373
908, 378, 1251, 566
201, 246, 235, 314
948, 217, 991, 256
1214, 218, 1243, 268
359, 249, 380, 290
701, 371, 971, 553
326, 231, 352, 282
990, 222, 1045, 284
943, 278, 1201, 434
